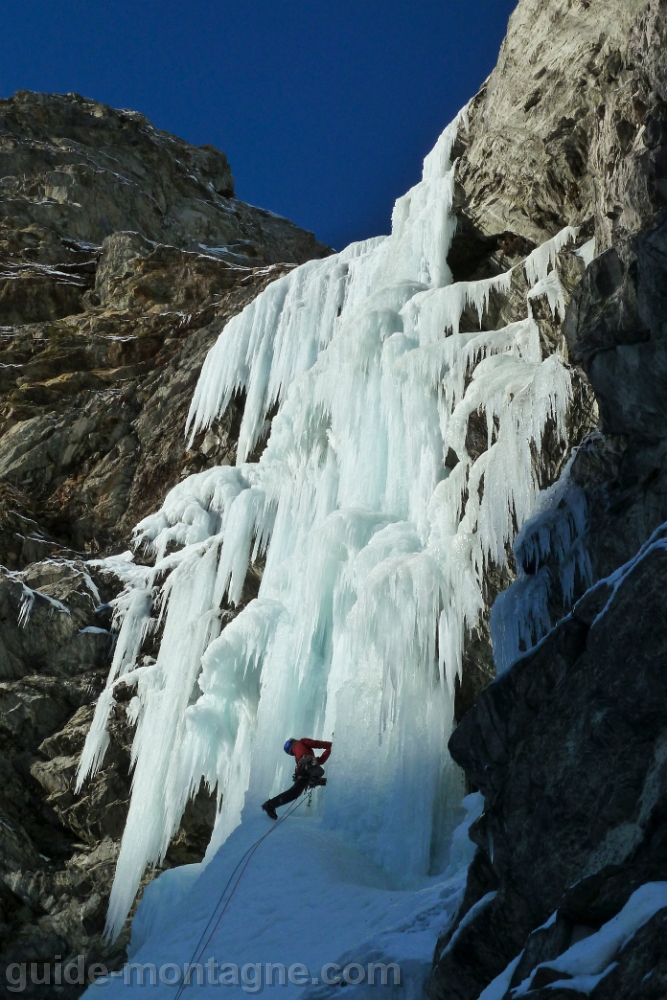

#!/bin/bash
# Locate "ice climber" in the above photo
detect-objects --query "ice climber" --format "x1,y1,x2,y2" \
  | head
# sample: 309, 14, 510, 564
261, 737, 332, 820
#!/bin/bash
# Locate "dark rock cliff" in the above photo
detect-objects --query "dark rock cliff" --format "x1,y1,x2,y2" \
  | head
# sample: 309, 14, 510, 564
429, 1, 667, 998
0, 91, 330, 992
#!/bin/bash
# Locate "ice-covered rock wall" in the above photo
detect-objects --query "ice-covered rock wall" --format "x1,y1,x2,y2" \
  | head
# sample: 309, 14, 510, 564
78, 111, 582, 939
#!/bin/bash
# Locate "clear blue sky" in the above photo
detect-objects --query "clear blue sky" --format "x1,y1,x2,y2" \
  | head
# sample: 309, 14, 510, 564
0, 1, 516, 249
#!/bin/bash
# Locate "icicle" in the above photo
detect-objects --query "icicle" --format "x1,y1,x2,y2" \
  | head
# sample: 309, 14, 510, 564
575, 238, 597, 267
103, 538, 224, 937
17, 586, 35, 628
490, 453, 592, 673
528, 271, 567, 320
76, 580, 154, 788
523, 226, 580, 320
524, 226, 579, 287
3, 572, 71, 629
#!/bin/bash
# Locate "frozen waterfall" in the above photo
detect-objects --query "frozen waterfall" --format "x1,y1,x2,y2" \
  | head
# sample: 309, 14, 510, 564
77, 109, 579, 943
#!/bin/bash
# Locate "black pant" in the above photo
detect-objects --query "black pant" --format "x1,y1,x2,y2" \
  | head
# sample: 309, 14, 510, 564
266, 776, 310, 811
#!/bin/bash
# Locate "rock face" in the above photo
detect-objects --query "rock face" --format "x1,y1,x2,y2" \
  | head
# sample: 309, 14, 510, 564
0, 91, 330, 991
0, 90, 329, 275
429, 1, 667, 998
0, 94, 331, 567
0, 559, 218, 985
0, 239, 294, 561
565, 214, 667, 577
437, 548, 667, 998
451, 0, 666, 253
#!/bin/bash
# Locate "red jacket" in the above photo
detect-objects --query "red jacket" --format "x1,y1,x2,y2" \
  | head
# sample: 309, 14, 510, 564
292, 737, 332, 767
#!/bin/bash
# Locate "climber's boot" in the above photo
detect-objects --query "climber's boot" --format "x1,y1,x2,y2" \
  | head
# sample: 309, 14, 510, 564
262, 801, 278, 820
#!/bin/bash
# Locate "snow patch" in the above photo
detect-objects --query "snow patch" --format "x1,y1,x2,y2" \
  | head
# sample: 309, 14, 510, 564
512, 882, 667, 997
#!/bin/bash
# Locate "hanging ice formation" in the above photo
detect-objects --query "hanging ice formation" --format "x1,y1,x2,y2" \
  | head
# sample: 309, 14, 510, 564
77, 108, 583, 940
490, 453, 593, 674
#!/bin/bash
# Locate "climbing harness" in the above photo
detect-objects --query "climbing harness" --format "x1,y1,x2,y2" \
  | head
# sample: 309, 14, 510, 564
294, 754, 326, 785
173, 790, 309, 1000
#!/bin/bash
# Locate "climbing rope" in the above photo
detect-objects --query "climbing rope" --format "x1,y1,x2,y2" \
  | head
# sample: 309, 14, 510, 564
173, 793, 308, 1000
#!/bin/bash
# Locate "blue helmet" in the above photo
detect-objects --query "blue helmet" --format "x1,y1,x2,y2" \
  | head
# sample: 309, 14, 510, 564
283, 738, 296, 755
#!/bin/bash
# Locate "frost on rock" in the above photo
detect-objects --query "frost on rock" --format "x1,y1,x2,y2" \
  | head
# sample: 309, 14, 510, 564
1, 566, 73, 628
490, 452, 593, 673
77, 110, 581, 940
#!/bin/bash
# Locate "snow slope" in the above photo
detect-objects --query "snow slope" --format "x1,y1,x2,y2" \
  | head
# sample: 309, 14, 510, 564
89, 794, 481, 997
